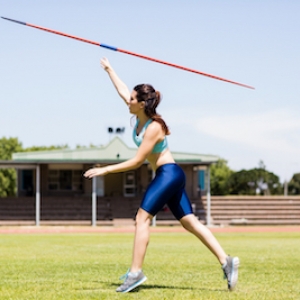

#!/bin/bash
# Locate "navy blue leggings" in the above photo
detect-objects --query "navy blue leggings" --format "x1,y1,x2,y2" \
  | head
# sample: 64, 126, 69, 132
140, 163, 193, 220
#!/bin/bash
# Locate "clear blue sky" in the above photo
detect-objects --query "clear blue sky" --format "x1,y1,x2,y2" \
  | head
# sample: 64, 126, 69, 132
1, 0, 300, 182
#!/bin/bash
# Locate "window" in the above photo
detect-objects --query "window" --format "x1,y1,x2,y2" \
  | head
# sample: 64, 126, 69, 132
123, 171, 136, 197
20, 170, 34, 196
48, 169, 83, 191
48, 170, 59, 190
21, 170, 33, 191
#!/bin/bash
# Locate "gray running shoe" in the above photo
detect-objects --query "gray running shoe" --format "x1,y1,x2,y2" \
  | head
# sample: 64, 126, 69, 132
222, 256, 240, 290
116, 270, 147, 293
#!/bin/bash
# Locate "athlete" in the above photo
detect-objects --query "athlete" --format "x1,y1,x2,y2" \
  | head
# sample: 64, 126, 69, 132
84, 57, 239, 293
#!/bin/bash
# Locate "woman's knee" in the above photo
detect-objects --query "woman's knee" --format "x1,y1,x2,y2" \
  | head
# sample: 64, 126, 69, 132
135, 208, 153, 227
180, 214, 198, 232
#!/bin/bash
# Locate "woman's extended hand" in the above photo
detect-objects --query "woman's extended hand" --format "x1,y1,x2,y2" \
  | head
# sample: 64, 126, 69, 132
84, 167, 109, 179
100, 57, 111, 71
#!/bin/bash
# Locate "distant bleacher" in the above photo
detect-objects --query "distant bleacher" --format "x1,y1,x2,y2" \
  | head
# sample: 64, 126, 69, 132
0, 196, 113, 225
202, 195, 300, 226
0, 195, 299, 226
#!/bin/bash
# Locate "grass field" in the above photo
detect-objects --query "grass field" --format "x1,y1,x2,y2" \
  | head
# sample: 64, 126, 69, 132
0, 229, 299, 299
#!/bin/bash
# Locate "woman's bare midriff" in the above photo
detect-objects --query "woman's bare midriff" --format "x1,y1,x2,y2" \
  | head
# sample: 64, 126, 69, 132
146, 149, 175, 171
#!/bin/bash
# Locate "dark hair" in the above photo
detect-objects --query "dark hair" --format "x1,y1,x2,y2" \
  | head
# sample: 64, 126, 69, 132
133, 84, 170, 135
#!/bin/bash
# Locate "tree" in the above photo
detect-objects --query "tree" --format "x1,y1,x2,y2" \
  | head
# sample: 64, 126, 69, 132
0, 137, 23, 197
288, 173, 300, 195
210, 159, 234, 195
22, 144, 69, 152
227, 166, 282, 195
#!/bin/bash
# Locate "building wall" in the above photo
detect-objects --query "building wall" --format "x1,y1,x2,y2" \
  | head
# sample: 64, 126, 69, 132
41, 164, 48, 195
83, 164, 92, 195
105, 172, 123, 196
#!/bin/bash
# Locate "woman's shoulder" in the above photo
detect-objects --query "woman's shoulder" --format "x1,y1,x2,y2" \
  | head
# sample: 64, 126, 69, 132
146, 119, 164, 135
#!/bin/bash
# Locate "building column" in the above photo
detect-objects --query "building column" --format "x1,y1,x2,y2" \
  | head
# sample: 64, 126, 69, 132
92, 176, 97, 226
35, 164, 40, 226
206, 165, 211, 226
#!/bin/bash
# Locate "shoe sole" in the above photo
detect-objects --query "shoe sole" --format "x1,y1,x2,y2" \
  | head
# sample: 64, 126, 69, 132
121, 276, 148, 293
229, 257, 240, 291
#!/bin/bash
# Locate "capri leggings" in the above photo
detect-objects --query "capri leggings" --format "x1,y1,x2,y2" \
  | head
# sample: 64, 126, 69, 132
140, 163, 193, 220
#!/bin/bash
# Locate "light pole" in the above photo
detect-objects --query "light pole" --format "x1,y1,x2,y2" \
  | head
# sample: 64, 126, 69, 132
108, 127, 125, 141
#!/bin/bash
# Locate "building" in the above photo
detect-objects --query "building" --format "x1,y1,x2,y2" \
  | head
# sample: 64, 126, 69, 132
0, 137, 218, 226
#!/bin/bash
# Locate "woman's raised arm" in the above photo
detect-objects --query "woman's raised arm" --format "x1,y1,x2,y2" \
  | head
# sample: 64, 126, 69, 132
101, 57, 130, 105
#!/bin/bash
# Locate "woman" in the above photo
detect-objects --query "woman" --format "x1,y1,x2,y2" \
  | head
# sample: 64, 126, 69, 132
84, 58, 239, 293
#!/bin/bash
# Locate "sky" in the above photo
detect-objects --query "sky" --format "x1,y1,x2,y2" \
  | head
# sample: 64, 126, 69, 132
1, 0, 300, 183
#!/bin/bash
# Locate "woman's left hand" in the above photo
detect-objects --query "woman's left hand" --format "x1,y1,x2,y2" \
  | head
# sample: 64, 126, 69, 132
84, 167, 109, 178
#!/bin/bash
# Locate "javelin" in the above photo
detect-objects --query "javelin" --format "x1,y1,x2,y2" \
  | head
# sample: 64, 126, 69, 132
1, 16, 254, 89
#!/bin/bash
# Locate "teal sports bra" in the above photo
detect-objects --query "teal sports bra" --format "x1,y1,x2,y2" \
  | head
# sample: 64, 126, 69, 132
133, 119, 168, 153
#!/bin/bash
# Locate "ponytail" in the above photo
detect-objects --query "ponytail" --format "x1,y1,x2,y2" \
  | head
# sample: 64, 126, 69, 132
152, 114, 171, 135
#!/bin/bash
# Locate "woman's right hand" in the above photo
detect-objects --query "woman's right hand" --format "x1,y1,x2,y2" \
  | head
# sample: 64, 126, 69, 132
100, 57, 111, 71
100, 57, 130, 105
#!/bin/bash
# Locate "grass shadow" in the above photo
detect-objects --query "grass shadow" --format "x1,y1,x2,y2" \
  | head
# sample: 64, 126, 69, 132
109, 282, 227, 293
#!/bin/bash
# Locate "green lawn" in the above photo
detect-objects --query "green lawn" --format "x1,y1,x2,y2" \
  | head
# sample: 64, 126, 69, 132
0, 230, 299, 299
